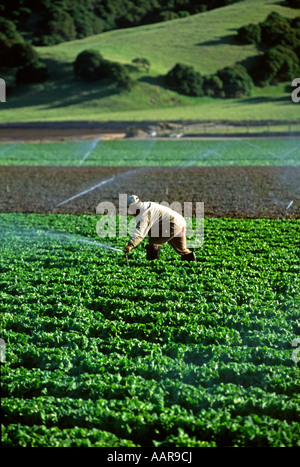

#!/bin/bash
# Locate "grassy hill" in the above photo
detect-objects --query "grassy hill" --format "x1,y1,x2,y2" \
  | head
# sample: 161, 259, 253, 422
1, 0, 299, 123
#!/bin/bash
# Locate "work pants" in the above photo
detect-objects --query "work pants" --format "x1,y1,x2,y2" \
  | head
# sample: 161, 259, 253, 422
148, 226, 191, 256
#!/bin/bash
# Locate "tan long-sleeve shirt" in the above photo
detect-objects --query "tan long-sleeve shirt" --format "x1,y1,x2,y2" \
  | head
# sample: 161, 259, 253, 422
127, 201, 186, 248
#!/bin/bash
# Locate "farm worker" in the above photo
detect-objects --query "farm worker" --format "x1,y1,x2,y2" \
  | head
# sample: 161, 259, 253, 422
124, 195, 196, 261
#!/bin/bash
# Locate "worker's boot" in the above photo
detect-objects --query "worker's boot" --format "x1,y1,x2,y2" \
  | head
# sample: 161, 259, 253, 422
145, 244, 161, 260
181, 251, 196, 262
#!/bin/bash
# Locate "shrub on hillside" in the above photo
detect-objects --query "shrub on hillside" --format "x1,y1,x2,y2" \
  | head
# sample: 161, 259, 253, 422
164, 63, 204, 97
236, 24, 261, 45
250, 45, 300, 85
73, 49, 134, 91
15, 60, 49, 84
73, 49, 104, 81
103, 62, 134, 91
164, 63, 253, 98
9, 43, 39, 67
235, 12, 300, 53
216, 65, 253, 98
203, 75, 225, 97
234, 11, 300, 86
259, 12, 295, 47
132, 58, 150, 72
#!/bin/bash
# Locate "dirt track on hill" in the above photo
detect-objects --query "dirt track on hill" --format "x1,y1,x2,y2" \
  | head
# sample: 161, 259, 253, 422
1, 165, 299, 218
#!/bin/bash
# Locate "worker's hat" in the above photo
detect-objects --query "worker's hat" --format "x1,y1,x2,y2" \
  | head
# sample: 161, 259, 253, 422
127, 195, 143, 214
127, 195, 143, 208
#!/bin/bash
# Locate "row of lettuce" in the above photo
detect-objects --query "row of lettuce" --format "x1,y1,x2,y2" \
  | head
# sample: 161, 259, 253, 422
1, 214, 299, 446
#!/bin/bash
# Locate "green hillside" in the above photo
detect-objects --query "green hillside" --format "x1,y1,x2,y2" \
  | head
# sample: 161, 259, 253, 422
37, 0, 298, 75
1, 0, 299, 123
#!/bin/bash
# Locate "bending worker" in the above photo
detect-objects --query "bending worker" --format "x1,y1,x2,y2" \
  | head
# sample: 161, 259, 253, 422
124, 195, 196, 261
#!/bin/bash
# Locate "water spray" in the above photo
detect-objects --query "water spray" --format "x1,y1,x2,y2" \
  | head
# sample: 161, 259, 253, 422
183, 142, 227, 168
78, 136, 101, 166
77, 237, 122, 252
71, 237, 130, 265
55, 167, 148, 209
1, 222, 127, 262
55, 176, 115, 208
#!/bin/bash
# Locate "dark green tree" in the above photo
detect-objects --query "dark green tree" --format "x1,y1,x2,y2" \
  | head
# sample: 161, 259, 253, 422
73, 49, 135, 91
73, 49, 104, 81
164, 63, 204, 97
106, 62, 134, 91
251, 45, 300, 85
203, 74, 225, 97
15, 60, 49, 84
259, 11, 291, 46
216, 65, 253, 97
9, 42, 39, 67
132, 58, 150, 72
236, 24, 261, 45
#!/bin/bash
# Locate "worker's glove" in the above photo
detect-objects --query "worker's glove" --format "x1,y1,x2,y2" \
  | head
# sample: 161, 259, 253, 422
124, 245, 133, 253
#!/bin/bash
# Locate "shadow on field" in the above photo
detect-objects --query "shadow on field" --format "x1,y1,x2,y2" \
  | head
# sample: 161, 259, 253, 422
43, 58, 72, 80
138, 75, 168, 88
43, 59, 119, 109
44, 82, 117, 110
3, 58, 119, 110
232, 95, 290, 105
196, 34, 236, 47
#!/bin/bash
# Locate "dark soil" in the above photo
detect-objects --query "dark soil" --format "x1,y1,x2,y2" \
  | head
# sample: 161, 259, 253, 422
1, 165, 299, 218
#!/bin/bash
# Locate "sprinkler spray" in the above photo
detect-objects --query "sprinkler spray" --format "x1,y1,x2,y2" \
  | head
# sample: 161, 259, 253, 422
78, 238, 129, 266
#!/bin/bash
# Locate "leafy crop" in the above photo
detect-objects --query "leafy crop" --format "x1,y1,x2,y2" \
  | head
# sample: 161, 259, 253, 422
1, 213, 299, 447
0, 139, 299, 166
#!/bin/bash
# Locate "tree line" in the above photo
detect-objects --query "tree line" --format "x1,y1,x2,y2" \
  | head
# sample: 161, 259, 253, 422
0, 0, 238, 87
0, 0, 239, 46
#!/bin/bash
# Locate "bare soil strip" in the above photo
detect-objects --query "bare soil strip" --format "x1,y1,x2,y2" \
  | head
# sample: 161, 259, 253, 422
1, 165, 298, 218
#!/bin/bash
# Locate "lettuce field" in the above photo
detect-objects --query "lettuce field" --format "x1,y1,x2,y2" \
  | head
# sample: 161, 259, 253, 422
0, 136, 299, 448
0, 138, 300, 166
1, 211, 299, 447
